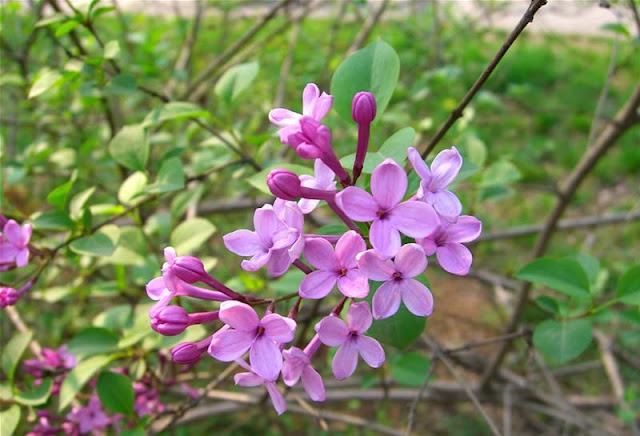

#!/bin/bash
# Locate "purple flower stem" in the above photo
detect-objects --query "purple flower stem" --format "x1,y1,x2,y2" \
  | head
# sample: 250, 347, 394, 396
199, 275, 254, 302
352, 123, 370, 184
287, 297, 303, 320
327, 199, 362, 234
303, 334, 322, 357
303, 234, 341, 243
320, 154, 351, 188
188, 311, 220, 325
293, 259, 313, 275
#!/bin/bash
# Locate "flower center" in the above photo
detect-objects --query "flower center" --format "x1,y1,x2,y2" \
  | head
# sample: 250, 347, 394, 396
376, 209, 386, 218
393, 271, 403, 281
339, 268, 347, 277
257, 326, 265, 336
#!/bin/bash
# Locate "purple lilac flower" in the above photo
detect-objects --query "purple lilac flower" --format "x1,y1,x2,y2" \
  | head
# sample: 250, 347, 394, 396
282, 335, 325, 401
223, 204, 300, 277
66, 395, 111, 435
416, 215, 482, 275
358, 243, 434, 319
234, 371, 288, 415
133, 380, 165, 417
268, 83, 332, 144
336, 159, 439, 258
151, 305, 219, 336
315, 302, 385, 380
273, 199, 305, 268
208, 301, 296, 380
26, 411, 63, 436
0, 219, 32, 267
408, 146, 463, 222
298, 159, 336, 214
23, 345, 76, 395
299, 230, 368, 299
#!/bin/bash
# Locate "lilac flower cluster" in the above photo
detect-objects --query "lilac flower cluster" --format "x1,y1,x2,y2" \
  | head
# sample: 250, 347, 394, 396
145, 83, 481, 414
1, 216, 37, 307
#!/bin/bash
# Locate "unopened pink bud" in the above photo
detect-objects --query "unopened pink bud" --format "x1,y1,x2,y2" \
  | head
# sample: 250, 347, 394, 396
173, 256, 208, 284
151, 306, 190, 336
0, 287, 19, 307
171, 337, 212, 365
352, 92, 377, 124
267, 169, 302, 201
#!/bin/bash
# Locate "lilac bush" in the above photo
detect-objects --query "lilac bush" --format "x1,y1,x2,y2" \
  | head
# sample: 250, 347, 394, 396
143, 83, 481, 414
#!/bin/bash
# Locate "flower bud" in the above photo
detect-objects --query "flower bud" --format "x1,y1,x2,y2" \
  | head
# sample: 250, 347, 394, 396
151, 306, 190, 336
267, 169, 302, 201
171, 337, 211, 365
172, 256, 208, 284
351, 92, 376, 125
0, 287, 19, 307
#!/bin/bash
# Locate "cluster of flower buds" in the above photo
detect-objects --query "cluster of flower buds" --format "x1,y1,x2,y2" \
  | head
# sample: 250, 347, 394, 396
145, 83, 481, 414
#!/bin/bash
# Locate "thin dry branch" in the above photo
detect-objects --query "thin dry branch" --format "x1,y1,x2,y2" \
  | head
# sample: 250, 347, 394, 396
166, 0, 205, 96
480, 83, 640, 389
420, 0, 547, 158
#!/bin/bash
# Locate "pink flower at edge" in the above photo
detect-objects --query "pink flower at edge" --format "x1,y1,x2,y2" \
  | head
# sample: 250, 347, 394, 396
299, 230, 369, 299
358, 243, 434, 319
416, 215, 482, 276
298, 159, 336, 214
408, 146, 463, 222
268, 83, 332, 144
0, 219, 32, 267
234, 371, 288, 415
208, 301, 296, 381
336, 158, 440, 258
282, 347, 326, 402
315, 302, 385, 380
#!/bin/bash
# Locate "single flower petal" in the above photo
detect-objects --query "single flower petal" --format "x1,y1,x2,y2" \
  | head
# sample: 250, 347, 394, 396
265, 381, 287, 415
355, 336, 385, 368
3, 221, 25, 246
266, 248, 293, 277
372, 281, 402, 320
402, 279, 434, 317
429, 147, 462, 190
357, 249, 396, 281
437, 242, 473, 276
250, 336, 283, 381
261, 314, 295, 343
415, 236, 438, 256
297, 198, 320, 214
164, 246, 177, 263
371, 159, 407, 209
315, 316, 348, 346
223, 230, 263, 256
407, 147, 432, 183
208, 329, 255, 362
337, 269, 369, 299
312, 93, 332, 120
271, 228, 299, 251
241, 251, 271, 272
332, 340, 358, 380
335, 231, 366, 269
234, 372, 264, 387
282, 348, 307, 386
347, 301, 373, 333
369, 219, 401, 258
0, 243, 18, 263
302, 83, 320, 115
394, 243, 427, 278
335, 187, 378, 222
428, 190, 462, 221
388, 201, 439, 238
15, 248, 29, 268
219, 301, 260, 331
254, 206, 282, 245
146, 277, 168, 300
313, 158, 335, 185
444, 215, 482, 243
299, 270, 338, 299
304, 238, 339, 270
301, 365, 326, 401
269, 108, 300, 126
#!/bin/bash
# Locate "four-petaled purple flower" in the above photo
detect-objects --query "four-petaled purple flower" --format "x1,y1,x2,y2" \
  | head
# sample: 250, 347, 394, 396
358, 243, 434, 319
0, 219, 32, 267
298, 159, 336, 214
299, 230, 369, 299
408, 146, 463, 222
208, 301, 296, 380
269, 83, 332, 144
336, 158, 439, 258
66, 395, 112, 435
416, 215, 482, 276
315, 302, 385, 380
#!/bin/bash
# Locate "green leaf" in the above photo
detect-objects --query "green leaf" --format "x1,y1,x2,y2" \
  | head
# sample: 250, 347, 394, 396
97, 371, 135, 415
143, 102, 209, 126
534, 296, 560, 315
31, 210, 75, 230
534, 319, 593, 364
67, 327, 119, 359
170, 217, 216, 254
617, 264, 640, 305
105, 73, 137, 95
14, 378, 53, 406
69, 186, 96, 220
601, 23, 630, 37
103, 40, 120, 59
516, 258, 591, 299
106, 226, 147, 265
247, 163, 312, 195
569, 253, 600, 287
331, 40, 400, 122
47, 179, 74, 209
54, 20, 80, 37
144, 157, 185, 194
0, 405, 20, 436
29, 71, 64, 98
2, 331, 33, 382
59, 354, 114, 411
480, 159, 521, 187
35, 13, 67, 27
340, 127, 415, 173
390, 352, 430, 387
108, 124, 149, 171
118, 171, 148, 205
171, 185, 204, 219
215, 61, 260, 104
69, 233, 115, 257
93, 305, 133, 331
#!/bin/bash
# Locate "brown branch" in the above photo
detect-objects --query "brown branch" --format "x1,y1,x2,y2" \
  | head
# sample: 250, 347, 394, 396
166, 0, 205, 96
420, 0, 547, 159
4, 306, 42, 358
480, 82, 640, 390
405, 353, 439, 435
182, 0, 294, 100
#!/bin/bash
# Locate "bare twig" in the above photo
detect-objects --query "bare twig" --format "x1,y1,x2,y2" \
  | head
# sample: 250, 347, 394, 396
167, 0, 205, 96
480, 83, 640, 390
4, 305, 42, 358
587, 35, 619, 148
405, 354, 439, 435
420, 0, 548, 158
